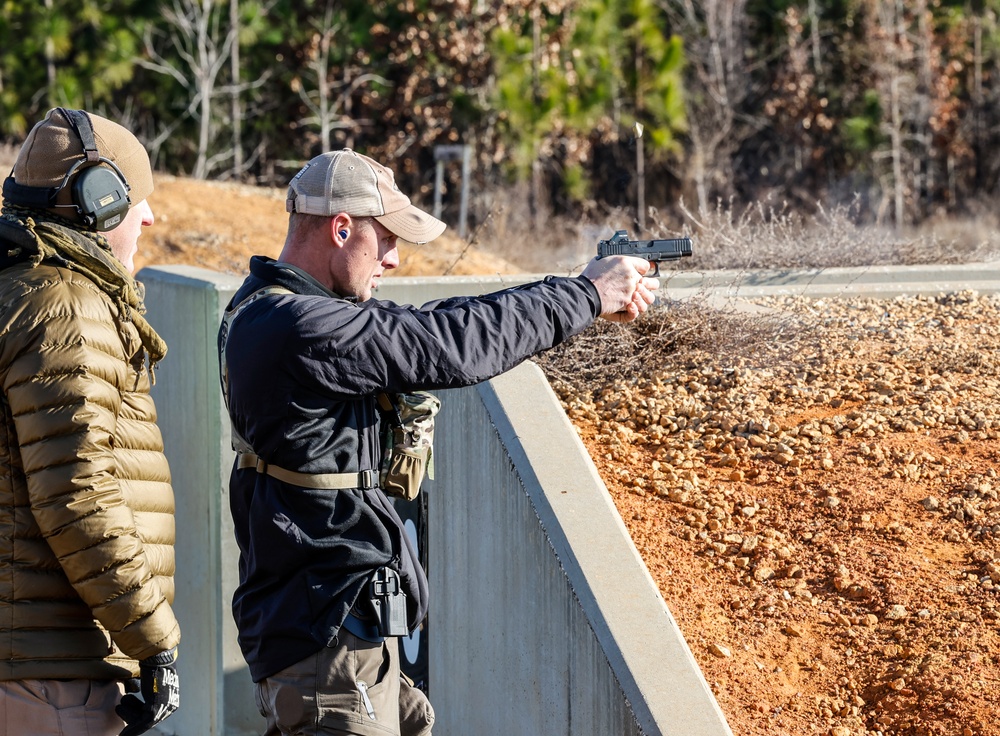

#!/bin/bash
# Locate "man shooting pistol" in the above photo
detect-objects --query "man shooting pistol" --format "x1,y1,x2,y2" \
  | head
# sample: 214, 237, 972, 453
597, 229, 693, 276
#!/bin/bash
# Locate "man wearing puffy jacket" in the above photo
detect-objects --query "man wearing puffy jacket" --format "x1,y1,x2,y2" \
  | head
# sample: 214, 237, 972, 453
219, 148, 657, 735
0, 108, 181, 736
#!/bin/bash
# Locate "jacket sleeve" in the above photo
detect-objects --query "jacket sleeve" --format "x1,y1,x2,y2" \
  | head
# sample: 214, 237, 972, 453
282, 274, 602, 397
0, 277, 179, 660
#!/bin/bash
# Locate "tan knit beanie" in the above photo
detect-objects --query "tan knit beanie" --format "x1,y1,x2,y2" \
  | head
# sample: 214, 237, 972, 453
11, 108, 154, 207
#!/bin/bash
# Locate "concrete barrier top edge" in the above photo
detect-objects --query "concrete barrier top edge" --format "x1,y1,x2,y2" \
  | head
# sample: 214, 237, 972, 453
480, 362, 735, 735
139, 264, 245, 291
139, 261, 1000, 296
379, 260, 1000, 286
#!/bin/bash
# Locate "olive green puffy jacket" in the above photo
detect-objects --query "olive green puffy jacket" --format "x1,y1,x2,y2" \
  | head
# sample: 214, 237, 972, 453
0, 261, 181, 680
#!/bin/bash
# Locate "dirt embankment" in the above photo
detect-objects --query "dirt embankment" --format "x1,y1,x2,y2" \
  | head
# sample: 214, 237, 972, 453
140, 175, 524, 278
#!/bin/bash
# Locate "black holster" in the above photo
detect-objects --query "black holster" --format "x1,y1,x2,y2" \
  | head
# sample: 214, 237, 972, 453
354, 567, 409, 637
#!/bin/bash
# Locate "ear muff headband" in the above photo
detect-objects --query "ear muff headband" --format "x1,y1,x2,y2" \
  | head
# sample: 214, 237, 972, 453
1, 108, 132, 232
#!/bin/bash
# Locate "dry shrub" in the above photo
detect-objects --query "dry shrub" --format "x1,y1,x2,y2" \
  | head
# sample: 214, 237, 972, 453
533, 295, 798, 397
469, 185, 1000, 279
918, 201, 1000, 263
642, 195, 1000, 271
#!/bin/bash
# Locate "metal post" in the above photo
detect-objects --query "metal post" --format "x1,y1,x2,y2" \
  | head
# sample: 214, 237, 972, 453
434, 160, 445, 222
433, 144, 472, 240
635, 123, 645, 235
459, 146, 471, 240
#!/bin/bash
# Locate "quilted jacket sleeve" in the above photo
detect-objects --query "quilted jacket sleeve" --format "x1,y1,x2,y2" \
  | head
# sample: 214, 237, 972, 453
0, 269, 180, 661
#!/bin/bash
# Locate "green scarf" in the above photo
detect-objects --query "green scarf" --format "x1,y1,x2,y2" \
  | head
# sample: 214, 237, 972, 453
0, 207, 167, 374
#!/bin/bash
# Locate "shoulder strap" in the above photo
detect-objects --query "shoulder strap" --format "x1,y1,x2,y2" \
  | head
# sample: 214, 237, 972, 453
219, 285, 294, 453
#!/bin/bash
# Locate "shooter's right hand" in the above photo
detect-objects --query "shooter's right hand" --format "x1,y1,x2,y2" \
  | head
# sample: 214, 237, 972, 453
581, 255, 659, 322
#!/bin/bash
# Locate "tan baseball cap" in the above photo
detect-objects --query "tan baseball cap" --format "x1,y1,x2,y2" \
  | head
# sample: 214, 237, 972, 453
286, 149, 446, 244
9, 107, 154, 207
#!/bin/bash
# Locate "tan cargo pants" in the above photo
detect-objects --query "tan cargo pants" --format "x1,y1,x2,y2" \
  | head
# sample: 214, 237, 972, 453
0, 679, 125, 735
254, 630, 434, 736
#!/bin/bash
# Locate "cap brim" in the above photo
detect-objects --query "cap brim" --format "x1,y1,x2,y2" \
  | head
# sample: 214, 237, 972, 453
376, 205, 447, 244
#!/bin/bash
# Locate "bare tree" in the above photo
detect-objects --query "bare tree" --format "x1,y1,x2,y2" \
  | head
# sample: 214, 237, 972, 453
866, 0, 946, 227
911, 0, 935, 209
229, 0, 243, 177
872, 0, 909, 226
138, 0, 236, 178
43, 0, 57, 104
807, 0, 822, 76
662, 0, 759, 214
972, 6, 985, 188
292, 1, 388, 154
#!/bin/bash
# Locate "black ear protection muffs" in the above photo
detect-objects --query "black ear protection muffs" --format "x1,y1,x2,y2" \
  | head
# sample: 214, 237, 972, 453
1, 107, 132, 232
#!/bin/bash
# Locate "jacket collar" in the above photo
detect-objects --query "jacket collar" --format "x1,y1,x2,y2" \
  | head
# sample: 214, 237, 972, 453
248, 255, 356, 302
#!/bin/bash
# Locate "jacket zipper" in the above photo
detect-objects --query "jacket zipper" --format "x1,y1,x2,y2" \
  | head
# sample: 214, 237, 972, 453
356, 680, 376, 720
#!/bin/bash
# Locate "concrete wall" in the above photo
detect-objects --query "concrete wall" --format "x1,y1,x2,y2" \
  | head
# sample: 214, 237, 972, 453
140, 266, 252, 736
139, 259, 999, 735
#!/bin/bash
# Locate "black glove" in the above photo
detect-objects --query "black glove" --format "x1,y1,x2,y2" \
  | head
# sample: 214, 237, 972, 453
116, 647, 180, 736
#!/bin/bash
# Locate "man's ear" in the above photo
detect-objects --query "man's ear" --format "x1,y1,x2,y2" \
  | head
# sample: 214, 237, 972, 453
330, 214, 352, 246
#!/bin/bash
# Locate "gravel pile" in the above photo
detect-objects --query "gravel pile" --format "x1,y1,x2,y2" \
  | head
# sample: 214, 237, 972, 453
540, 290, 1000, 736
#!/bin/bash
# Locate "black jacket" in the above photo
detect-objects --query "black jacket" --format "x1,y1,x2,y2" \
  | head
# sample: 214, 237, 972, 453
220, 255, 601, 681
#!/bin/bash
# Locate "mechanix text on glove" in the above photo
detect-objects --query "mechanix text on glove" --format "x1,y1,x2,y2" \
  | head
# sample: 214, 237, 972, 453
116, 647, 180, 736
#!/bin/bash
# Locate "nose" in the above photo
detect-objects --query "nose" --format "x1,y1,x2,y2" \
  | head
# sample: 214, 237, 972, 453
382, 242, 399, 270
140, 200, 155, 227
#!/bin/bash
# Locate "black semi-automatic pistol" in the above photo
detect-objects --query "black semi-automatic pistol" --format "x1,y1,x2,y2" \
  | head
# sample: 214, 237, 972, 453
597, 229, 693, 276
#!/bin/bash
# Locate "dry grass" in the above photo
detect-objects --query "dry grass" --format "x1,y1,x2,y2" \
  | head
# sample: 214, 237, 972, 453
654, 195, 1000, 270
0, 143, 17, 174
466, 189, 1000, 283
532, 295, 798, 396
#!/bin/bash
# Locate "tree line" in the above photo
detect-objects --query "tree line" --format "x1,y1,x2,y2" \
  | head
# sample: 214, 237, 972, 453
2, 0, 999, 233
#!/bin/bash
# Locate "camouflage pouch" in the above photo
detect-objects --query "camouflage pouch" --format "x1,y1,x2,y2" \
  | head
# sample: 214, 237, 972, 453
378, 391, 441, 501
